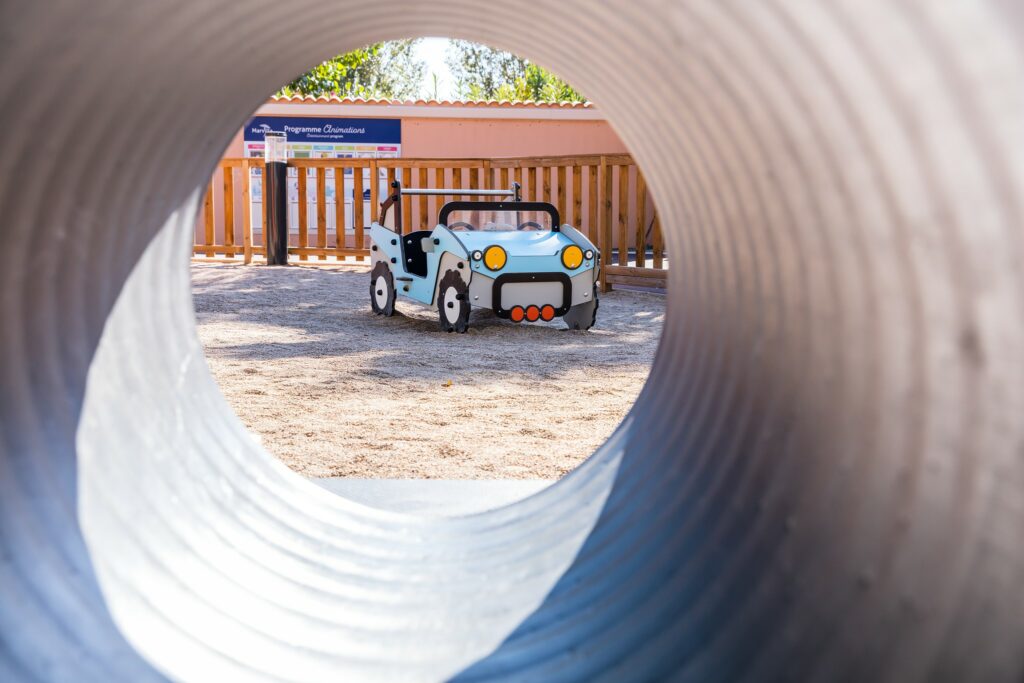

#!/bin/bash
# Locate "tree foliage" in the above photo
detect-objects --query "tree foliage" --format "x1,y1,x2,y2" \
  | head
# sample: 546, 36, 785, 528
446, 41, 586, 103
277, 40, 425, 99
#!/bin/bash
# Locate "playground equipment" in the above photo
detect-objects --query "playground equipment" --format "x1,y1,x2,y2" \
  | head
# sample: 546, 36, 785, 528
370, 181, 600, 331
1, 1, 1023, 682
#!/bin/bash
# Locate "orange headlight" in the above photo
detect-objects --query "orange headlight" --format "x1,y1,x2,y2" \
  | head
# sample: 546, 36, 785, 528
483, 245, 507, 271
562, 244, 584, 269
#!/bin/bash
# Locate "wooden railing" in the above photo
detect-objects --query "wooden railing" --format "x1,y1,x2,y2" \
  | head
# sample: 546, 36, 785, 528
195, 155, 667, 290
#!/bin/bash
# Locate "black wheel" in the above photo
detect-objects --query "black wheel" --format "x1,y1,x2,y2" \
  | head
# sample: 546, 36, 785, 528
370, 261, 396, 316
437, 269, 470, 333
563, 284, 599, 330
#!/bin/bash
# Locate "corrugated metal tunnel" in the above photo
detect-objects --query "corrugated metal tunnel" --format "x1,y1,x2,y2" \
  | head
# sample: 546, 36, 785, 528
1, 1, 1023, 681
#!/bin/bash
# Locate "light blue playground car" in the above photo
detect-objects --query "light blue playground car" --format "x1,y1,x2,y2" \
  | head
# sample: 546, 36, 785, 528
369, 181, 600, 332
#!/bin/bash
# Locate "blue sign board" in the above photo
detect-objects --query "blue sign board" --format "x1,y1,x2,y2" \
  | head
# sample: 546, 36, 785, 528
243, 116, 401, 144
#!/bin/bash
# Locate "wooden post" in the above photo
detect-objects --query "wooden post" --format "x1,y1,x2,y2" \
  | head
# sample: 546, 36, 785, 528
352, 163, 364, 259
241, 161, 252, 264
222, 165, 234, 255
588, 164, 598, 242
634, 168, 646, 269
452, 166, 462, 201
316, 167, 327, 261
402, 167, 412, 234
499, 167, 509, 192
600, 156, 612, 292
652, 212, 664, 269
617, 165, 628, 267
557, 165, 567, 224
203, 179, 215, 256
572, 164, 582, 230
369, 159, 379, 224
434, 166, 444, 223
418, 167, 428, 229
384, 166, 396, 229
529, 166, 538, 201
297, 167, 308, 261
543, 166, 552, 203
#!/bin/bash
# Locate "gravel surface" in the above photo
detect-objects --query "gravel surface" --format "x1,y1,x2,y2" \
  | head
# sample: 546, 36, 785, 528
192, 262, 663, 479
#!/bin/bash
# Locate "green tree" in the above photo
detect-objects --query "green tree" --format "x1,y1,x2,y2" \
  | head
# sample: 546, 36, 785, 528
277, 40, 425, 99
446, 41, 585, 103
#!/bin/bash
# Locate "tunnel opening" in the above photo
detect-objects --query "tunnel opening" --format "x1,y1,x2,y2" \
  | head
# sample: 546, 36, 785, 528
188, 37, 667, 514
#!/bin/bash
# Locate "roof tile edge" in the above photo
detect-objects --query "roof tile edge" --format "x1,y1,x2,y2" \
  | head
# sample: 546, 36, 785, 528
267, 95, 593, 109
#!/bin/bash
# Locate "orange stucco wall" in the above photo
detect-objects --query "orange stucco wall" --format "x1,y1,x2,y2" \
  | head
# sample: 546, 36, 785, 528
400, 118, 626, 157
220, 109, 627, 159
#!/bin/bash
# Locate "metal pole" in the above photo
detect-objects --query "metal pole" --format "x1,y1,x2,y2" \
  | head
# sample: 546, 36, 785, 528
263, 131, 288, 265
398, 187, 517, 197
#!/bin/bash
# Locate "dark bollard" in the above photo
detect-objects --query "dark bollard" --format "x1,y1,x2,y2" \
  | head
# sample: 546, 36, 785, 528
263, 131, 288, 265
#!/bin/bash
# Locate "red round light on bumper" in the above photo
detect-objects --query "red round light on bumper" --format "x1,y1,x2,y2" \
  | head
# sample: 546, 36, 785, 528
510, 306, 525, 322
525, 305, 540, 322
540, 305, 555, 321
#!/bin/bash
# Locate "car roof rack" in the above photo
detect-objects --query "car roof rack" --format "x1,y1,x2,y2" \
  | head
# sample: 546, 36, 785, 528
379, 180, 521, 228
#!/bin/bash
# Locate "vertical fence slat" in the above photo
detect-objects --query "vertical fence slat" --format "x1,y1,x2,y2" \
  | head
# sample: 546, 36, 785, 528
242, 161, 253, 264
529, 166, 538, 201
557, 165, 567, 224
499, 167, 509, 191
335, 164, 346, 253
513, 166, 523, 195
588, 164, 598, 243
617, 165, 628, 267
652, 213, 664, 269
297, 168, 308, 261
369, 160, 379, 224
469, 165, 480, 193
600, 156, 612, 291
223, 165, 234, 253
401, 167, 412, 233
543, 166, 553, 204
418, 167, 428, 228
385, 166, 396, 229
316, 167, 327, 260
572, 164, 582, 230
634, 168, 646, 269
203, 179, 215, 256
452, 166, 462, 201
352, 162, 364, 258
434, 167, 444, 222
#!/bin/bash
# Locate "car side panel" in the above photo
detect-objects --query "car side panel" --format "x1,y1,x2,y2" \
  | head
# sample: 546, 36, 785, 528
394, 225, 470, 305
468, 272, 494, 309
369, 223, 402, 271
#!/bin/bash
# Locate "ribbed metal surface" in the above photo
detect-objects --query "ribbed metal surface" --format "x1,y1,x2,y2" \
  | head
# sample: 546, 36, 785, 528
1, 1, 1023, 681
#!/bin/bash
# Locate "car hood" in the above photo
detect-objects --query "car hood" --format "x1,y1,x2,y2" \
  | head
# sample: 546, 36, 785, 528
454, 230, 570, 256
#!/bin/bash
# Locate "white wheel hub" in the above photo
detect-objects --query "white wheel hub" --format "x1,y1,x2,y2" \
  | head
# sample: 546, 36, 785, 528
374, 275, 389, 310
443, 286, 460, 324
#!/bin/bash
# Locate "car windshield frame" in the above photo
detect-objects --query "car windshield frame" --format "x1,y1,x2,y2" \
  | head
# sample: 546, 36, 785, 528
438, 201, 561, 232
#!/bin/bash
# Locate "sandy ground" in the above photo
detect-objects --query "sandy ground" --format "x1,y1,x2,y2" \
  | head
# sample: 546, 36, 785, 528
192, 262, 663, 479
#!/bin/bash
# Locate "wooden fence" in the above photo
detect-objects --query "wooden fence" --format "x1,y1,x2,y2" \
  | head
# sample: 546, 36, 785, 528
194, 155, 667, 290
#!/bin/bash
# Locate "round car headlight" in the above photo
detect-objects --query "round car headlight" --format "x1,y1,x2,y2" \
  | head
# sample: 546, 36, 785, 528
562, 244, 584, 269
471, 250, 483, 261
483, 245, 507, 271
